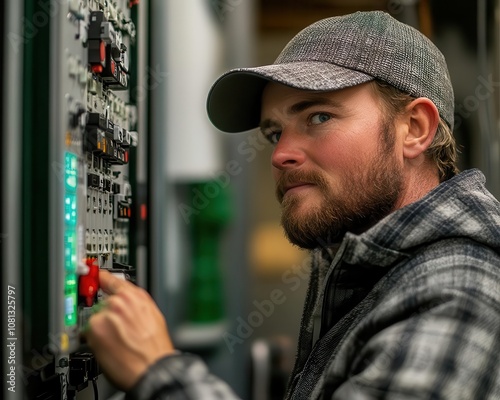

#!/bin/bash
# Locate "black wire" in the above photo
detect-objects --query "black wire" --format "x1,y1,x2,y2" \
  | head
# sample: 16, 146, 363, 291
92, 379, 99, 400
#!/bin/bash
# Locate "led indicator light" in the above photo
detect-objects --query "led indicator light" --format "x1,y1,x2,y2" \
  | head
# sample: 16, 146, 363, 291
64, 152, 79, 328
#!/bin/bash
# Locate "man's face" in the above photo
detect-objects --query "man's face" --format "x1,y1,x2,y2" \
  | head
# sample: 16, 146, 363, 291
260, 82, 405, 249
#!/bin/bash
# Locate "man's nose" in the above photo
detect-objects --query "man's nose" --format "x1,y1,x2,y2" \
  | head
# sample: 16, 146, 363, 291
271, 131, 306, 170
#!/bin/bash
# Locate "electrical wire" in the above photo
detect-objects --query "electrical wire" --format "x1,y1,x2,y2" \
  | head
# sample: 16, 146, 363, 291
92, 379, 99, 400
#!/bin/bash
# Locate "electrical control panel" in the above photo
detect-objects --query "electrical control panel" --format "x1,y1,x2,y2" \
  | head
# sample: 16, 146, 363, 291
47, 0, 141, 396
60, 0, 138, 343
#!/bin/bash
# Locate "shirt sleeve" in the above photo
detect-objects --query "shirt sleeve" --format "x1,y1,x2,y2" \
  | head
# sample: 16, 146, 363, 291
125, 353, 242, 400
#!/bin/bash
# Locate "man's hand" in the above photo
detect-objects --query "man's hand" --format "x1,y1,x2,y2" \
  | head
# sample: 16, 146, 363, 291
84, 270, 175, 391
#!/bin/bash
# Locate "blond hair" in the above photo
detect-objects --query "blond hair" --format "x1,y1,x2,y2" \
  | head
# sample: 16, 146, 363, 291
372, 80, 459, 181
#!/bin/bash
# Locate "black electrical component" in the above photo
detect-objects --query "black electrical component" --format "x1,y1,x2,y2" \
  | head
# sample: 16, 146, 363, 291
87, 112, 107, 131
70, 105, 86, 129
88, 10, 129, 90
69, 352, 100, 392
88, 11, 105, 40
87, 173, 100, 188
104, 179, 112, 192
85, 127, 106, 153
88, 11, 107, 74
101, 46, 128, 90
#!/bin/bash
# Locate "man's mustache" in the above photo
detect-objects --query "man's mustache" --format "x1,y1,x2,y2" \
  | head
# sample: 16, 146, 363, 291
275, 169, 328, 202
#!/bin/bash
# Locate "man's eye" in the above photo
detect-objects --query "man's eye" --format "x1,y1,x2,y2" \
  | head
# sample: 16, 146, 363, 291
266, 132, 281, 144
310, 113, 331, 125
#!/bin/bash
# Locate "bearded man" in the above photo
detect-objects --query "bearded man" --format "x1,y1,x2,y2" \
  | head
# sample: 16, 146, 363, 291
86, 11, 500, 400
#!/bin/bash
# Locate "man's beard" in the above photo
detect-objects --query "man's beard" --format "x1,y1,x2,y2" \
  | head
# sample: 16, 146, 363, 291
276, 122, 404, 250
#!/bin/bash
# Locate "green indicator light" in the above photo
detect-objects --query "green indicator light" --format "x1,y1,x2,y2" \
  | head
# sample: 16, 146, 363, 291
66, 176, 77, 189
64, 292, 77, 326
64, 231, 77, 274
64, 274, 78, 327
66, 278, 77, 287
65, 153, 78, 192
64, 152, 79, 328
65, 194, 77, 227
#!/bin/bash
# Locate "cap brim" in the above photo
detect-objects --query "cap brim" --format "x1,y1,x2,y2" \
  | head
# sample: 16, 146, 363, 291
206, 61, 374, 133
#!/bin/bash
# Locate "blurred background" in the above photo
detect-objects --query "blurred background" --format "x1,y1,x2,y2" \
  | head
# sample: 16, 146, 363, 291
2, 0, 499, 399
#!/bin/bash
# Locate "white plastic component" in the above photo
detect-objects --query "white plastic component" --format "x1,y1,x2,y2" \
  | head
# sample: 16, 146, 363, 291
113, 124, 123, 143
68, 56, 78, 77
129, 131, 138, 147
69, 0, 82, 17
100, 21, 116, 44
164, 0, 224, 179
122, 129, 131, 146
121, 46, 129, 72
78, 63, 87, 85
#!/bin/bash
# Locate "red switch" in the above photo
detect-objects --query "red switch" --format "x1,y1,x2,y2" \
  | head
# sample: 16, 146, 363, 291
91, 64, 103, 74
79, 258, 100, 307
88, 40, 106, 74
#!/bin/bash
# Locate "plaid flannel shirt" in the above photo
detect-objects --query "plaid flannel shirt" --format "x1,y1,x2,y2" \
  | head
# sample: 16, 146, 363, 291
287, 169, 500, 399
127, 169, 500, 400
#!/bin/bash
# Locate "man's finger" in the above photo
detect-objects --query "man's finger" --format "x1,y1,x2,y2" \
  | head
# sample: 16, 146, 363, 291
99, 270, 130, 295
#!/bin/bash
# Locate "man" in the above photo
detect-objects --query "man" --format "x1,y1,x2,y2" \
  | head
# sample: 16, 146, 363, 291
86, 11, 500, 399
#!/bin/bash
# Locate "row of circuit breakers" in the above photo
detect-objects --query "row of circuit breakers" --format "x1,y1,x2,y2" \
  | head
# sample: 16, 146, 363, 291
61, 0, 139, 350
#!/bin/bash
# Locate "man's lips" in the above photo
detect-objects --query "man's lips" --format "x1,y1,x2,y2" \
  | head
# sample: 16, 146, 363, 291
282, 182, 314, 196
276, 170, 325, 202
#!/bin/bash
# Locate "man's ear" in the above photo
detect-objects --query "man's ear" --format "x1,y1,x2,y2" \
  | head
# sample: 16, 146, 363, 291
403, 98, 439, 159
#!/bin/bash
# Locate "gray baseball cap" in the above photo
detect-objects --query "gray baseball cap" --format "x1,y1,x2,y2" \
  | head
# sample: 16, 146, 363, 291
206, 11, 454, 133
